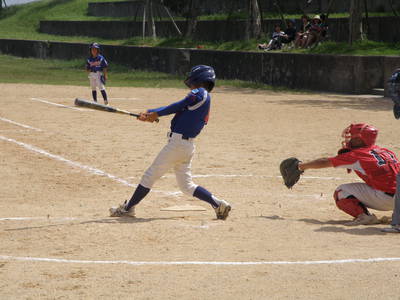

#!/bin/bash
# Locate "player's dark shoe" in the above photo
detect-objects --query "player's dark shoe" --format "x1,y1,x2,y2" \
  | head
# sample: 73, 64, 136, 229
104, 100, 108, 105
381, 225, 400, 233
214, 200, 231, 220
393, 104, 400, 120
109, 201, 135, 217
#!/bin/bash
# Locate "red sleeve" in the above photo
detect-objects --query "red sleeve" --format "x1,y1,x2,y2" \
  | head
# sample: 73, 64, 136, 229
328, 152, 359, 168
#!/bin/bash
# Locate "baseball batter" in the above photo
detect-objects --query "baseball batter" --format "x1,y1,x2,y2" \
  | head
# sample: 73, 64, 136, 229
109, 65, 231, 220
283, 123, 400, 226
86, 43, 108, 105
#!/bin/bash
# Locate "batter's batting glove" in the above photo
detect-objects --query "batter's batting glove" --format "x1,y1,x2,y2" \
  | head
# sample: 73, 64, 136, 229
280, 157, 303, 189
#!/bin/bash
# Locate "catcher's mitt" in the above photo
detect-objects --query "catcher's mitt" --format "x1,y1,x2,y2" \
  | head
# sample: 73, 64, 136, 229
280, 157, 303, 189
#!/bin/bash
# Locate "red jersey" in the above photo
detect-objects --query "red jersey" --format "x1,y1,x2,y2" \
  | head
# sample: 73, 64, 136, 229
328, 145, 400, 194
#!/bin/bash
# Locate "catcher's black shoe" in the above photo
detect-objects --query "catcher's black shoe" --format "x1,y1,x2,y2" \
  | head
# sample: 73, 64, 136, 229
393, 104, 400, 120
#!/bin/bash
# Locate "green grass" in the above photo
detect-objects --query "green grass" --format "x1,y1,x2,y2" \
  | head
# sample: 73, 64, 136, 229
0, 54, 292, 91
291, 39, 400, 56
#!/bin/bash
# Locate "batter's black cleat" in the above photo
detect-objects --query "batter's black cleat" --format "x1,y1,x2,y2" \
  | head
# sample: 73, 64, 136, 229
393, 104, 400, 120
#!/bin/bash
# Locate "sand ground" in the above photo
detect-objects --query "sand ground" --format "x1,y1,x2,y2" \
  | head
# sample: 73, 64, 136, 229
1, 83, 400, 299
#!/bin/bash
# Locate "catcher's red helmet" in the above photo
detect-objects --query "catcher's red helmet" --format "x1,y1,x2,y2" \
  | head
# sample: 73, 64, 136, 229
342, 123, 378, 148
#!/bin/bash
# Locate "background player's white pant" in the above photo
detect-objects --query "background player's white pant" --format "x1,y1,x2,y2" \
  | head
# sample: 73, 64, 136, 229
140, 132, 198, 195
336, 183, 394, 211
88, 71, 105, 90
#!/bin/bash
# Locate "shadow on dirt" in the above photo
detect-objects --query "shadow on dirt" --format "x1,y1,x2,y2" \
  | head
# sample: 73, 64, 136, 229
268, 96, 393, 112
314, 225, 386, 236
4, 216, 185, 231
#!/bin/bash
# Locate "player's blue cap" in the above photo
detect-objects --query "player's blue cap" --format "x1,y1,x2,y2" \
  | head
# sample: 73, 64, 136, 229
185, 65, 216, 92
89, 43, 100, 49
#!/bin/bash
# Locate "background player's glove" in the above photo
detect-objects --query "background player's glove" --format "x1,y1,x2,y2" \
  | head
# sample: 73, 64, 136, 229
280, 157, 303, 189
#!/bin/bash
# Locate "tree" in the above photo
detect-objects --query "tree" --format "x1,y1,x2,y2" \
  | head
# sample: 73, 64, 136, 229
348, 0, 363, 45
245, 0, 262, 40
185, 0, 199, 38
146, 0, 157, 40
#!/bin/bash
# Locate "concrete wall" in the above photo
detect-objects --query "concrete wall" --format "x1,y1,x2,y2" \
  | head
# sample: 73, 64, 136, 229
39, 16, 400, 42
0, 38, 397, 94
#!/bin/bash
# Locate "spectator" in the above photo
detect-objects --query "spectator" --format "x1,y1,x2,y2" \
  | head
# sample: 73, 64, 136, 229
258, 24, 286, 51
281, 19, 297, 45
319, 13, 329, 40
294, 15, 311, 48
304, 15, 323, 48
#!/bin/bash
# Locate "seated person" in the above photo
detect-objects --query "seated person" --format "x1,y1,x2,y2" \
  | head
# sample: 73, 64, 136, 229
294, 15, 311, 48
258, 24, 286, 51
304, 15, 323, 48
319, 13, 329, 40
281, 19, 297, 44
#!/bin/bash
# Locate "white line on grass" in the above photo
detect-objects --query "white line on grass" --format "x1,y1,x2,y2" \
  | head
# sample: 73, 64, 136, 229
31, 98, 86, 111
0, 255, 399, 266
0, 117, 42, 131
0, 135, 179, 197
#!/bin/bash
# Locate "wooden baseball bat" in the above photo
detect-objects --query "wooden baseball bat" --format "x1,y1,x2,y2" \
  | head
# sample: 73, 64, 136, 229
74, 98, 159, 122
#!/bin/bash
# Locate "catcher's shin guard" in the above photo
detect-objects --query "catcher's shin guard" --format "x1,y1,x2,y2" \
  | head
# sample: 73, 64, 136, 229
334, 190, 368, 218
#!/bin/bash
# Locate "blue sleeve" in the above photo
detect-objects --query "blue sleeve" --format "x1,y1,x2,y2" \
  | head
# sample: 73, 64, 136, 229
86, 59, 90, 70
148, 98, 189, 116
101, 57, 108, 68
147, 89, 204, 117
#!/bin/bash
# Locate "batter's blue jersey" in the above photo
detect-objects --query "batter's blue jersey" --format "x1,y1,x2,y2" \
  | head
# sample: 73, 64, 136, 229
86, 55, 108, 72
148, 88, 210, 138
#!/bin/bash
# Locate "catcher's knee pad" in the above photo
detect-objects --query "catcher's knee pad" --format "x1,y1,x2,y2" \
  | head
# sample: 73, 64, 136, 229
334, 190, 365, 218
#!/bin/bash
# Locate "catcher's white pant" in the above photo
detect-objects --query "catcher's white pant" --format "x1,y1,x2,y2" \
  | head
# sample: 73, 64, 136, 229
336, 183, 394, 211
88, 71, 105, 91
140, 132, 198, 195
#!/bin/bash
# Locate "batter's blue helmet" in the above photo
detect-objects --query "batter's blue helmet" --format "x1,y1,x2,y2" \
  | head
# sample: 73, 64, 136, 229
89, 42, 100, 49
185, 65, 216, 92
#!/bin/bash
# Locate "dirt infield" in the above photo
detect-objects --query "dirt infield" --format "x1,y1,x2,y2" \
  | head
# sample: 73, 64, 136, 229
1, 83, 400, 299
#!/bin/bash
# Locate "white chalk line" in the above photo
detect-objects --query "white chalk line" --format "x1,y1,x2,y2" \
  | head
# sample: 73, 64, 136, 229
160, 174, 349, 180
0, 135, 179, 197
0, 217, 78, 221
1, 255, 400, 266
31, 98, 86, 111
0, 117, 42, 132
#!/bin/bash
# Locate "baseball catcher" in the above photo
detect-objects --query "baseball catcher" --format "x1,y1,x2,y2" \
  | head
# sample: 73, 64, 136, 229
280, 123, 400, 226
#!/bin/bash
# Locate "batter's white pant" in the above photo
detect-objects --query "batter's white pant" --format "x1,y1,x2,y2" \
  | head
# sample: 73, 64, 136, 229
336, 183, 394, 211
140, 132, 198, 196
88, 72, 105, 91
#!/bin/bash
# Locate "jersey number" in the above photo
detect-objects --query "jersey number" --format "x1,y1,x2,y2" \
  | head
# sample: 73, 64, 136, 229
370, 150, 397, 166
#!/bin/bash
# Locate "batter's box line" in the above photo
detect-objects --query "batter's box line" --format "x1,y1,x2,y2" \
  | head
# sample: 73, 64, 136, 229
0, 255, 400, 266
0, 135, 179, 197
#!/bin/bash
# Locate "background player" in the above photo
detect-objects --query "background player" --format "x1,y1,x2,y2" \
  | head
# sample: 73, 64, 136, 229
295, 123, 399, 225
109, 65, 231, 220
86, 43, 108, 105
